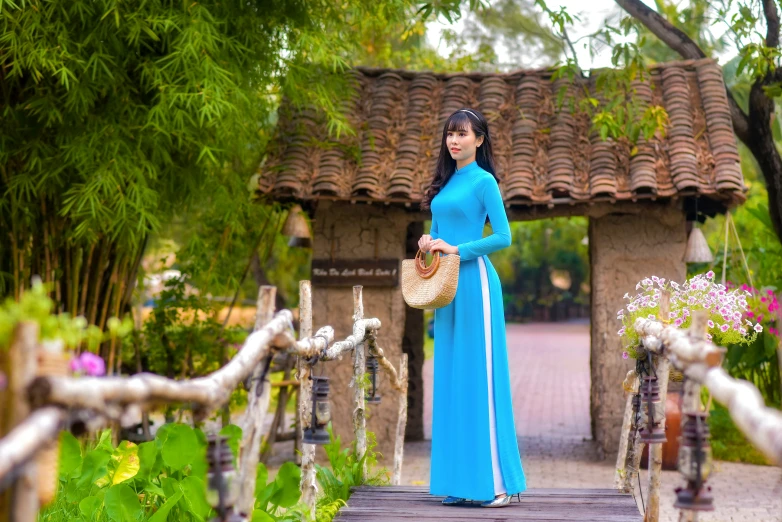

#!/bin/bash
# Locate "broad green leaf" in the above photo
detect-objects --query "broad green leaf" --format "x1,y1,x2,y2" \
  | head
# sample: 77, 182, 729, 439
160, 477, 179, 499
270, 461, 301, 508
104, 483, 142, 522
59, 431, 82, 479
161, 424, 198, 470
96, 429, 114, 452
135, 441, 160, 482
219, 424, 242, 462
76, 449, 111, 490
178, 476, 211, 521
144, 483, 168, 499
254, 463, 268, 499
251, 509, 275, 522
111, 441, 140, 485
79, 496, 103, 521
148, 490, 182, 522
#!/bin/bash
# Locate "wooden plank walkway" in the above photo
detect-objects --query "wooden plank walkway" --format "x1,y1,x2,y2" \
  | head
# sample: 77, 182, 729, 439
333, 486, 642, 521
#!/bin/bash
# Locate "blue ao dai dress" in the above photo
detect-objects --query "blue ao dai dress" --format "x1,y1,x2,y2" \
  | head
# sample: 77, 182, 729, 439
428, 159, 527, 501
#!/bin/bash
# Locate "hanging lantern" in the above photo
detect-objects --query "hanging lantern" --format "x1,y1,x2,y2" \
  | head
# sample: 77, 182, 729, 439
303, 375, 331, 444
674, 412, 714, 511
684, 227, 714, 263
205, 434, 239, 517
282, 204, 312, 248
684, 198, 713, 264
365, 354, 381, 404
639, 375, 667, 443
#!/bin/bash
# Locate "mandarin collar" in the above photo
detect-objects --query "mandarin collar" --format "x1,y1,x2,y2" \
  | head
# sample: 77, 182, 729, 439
454, 159, 478, 175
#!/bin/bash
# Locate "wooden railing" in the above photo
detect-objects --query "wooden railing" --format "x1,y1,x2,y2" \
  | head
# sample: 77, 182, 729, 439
615, 292, 782, 522
0, 281, 408, 522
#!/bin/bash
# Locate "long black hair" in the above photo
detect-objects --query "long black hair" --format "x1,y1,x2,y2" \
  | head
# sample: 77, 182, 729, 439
420, 107, 499, 211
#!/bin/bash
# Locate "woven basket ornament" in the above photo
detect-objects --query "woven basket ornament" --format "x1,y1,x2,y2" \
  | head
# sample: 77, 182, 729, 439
401, 250, 459, 310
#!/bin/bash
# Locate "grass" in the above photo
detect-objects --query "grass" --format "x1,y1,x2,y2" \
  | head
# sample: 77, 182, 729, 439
709, 402, 774, 465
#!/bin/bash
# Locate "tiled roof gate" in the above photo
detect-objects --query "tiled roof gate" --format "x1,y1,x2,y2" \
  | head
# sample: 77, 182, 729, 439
256, 58, 746, 209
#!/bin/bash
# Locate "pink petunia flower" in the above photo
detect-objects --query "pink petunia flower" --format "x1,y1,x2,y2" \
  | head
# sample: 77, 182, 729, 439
720, 324, 729, 333
70, 352, 106, 377
622, 351, 629, 360
79, 352, 106, 376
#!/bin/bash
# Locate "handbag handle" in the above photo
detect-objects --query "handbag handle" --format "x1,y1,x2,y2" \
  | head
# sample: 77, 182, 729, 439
415, 249, 441, 279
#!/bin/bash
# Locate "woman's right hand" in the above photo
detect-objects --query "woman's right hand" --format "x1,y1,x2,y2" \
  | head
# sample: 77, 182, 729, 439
418, 234, 433, 253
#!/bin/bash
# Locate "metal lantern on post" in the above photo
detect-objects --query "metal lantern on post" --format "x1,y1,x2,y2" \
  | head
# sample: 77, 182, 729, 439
206, 434, 243, 522
638, 374, 667, 444
303, 375, 332, 444
365, 354, 381, 404
674, 411, 714, 511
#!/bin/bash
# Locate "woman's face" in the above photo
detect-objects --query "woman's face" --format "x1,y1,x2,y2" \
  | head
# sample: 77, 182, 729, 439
446, 123, 484, 163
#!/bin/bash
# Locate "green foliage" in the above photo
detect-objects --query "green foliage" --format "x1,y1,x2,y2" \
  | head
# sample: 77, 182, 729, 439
0, 279, 132, 351
724, 330, 780, 408
128, 276, 246, 382
488, 217, 589, 320
313, 423, 390, 516
709, 402, 773, 465
42, 423, 307, 522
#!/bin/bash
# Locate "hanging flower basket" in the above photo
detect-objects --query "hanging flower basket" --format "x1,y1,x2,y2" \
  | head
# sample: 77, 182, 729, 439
616, 271, 761, 359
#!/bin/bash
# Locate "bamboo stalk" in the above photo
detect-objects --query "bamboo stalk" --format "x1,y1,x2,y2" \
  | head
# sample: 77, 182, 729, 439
236, 286, 276, 515
78, 244, 95, 318
352, 286, 367, 482
298, 280, 317, 521
87, 241, 110, 330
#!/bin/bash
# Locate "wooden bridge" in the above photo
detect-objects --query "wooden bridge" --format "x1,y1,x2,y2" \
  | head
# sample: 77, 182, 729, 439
334, 486, 641, 521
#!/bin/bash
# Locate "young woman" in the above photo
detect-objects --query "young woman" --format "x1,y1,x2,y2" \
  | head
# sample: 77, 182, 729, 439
418, 108, 526, 508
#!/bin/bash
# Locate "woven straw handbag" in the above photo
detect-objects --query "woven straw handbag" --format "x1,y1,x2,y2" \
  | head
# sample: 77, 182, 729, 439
401, 249, 460, 310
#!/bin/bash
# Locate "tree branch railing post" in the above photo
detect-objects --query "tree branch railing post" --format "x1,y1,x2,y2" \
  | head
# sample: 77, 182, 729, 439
352, 286, 367, 482
235, 286, 276, 517
644, 292, 672, 522
297, 280, 317, 521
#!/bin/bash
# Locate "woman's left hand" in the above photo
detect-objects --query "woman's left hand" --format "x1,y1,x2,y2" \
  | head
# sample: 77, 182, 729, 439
428, 239, 459, 255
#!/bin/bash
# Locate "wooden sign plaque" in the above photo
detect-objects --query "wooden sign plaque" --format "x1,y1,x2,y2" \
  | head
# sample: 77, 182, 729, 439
312, 258, 399, 287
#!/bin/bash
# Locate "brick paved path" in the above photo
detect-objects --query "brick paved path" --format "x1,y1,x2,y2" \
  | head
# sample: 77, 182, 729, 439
401, 321, 782, 522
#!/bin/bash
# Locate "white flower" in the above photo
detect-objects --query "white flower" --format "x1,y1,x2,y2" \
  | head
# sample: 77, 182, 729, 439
754, 323, 763, 333
623, 293, 630, 299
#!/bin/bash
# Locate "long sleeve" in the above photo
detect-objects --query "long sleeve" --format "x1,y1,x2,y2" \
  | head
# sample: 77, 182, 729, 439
456, 176, 511, 261
429, 215, 440, 240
